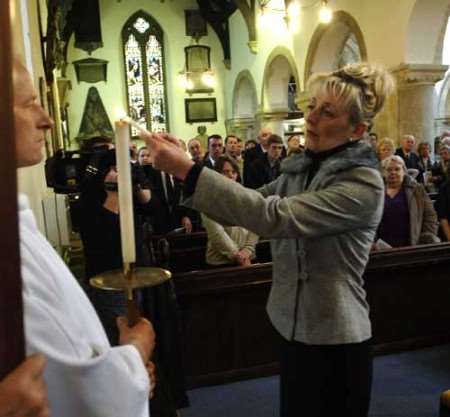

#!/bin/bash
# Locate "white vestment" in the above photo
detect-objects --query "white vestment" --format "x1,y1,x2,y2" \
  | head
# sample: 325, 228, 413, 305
19, 195, 150, 417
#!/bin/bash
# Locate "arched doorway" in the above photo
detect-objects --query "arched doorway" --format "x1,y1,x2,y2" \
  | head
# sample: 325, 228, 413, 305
227, 70, 258, 141
232, 70, 257, 119
259, 47, 301, 140
397, 0, 449, 149
261, 48, 299, 113
304, 10, 367, 82
405, 0, 450, 65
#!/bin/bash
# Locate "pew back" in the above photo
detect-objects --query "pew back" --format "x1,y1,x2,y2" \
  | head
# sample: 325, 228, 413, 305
174, 243, 450, 388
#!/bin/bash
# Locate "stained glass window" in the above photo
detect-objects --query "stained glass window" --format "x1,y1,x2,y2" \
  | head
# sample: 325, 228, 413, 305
337, 33, 362, 69
122, 11, 168, 135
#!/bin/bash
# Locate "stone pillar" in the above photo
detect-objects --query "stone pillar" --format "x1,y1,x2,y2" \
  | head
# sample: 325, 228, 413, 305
225, 117, 257, 142
295, 90, 310, 114
391, 63, 447, 150
255, 110, 289, 141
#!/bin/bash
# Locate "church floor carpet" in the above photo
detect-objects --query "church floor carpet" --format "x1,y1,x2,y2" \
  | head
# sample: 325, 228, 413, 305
181, 344, 450, 417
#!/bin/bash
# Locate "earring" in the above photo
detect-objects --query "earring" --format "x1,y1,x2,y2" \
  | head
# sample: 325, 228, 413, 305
349, 137, 354, 142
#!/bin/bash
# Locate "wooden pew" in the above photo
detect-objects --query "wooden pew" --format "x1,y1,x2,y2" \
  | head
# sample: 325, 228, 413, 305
149, 231, 208, 251
173, 243, 450, 388
166, 239, 272, 273
366, 243, 450, 353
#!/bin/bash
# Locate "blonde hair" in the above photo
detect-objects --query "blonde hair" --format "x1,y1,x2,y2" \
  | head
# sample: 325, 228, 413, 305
376, 137, 395, 154
307, 62, 395, 126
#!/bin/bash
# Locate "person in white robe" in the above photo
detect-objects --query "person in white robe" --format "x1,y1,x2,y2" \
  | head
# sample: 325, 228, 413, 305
12, 59, 155, 417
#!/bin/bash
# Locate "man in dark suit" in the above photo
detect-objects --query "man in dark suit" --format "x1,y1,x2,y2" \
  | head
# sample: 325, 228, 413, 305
243, 127, 272, 184
395, 134, 423, 182
140, 164, 193, 234
202, 134, 224, 169
245, 134, 284, 189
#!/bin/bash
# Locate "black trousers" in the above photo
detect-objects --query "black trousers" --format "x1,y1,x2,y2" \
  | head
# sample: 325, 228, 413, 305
279, 337, 373, 417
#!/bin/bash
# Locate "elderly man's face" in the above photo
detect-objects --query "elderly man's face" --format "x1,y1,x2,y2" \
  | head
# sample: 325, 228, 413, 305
402, 136, 415, 153
14, 64, 53, 167
188, 140, 202, 160
258, 128, 272, 147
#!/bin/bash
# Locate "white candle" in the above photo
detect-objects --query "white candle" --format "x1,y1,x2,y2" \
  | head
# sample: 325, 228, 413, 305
120, 115, 151, 135
114, 120, 136, 264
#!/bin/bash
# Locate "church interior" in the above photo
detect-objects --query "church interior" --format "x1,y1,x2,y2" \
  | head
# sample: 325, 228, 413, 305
5, 0, 450, 416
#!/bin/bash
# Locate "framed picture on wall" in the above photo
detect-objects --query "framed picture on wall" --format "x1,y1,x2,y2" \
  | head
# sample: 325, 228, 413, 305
185, 98, 217, 123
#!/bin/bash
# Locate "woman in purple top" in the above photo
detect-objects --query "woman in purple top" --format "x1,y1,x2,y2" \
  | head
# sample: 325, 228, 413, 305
376, 155, 439, 248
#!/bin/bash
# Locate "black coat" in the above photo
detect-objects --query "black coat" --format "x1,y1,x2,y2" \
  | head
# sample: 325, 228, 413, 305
140, 165, 187, 234
243, 144, 265, 185
395, 148, 423, 182
245, 153, 282, 189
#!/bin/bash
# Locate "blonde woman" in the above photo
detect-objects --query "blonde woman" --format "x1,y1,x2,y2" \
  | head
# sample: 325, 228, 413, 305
144, 63, 394, 417
376, 137, 395, 161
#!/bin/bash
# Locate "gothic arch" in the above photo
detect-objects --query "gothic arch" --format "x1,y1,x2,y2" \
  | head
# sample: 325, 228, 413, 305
122, 10, 169, 133
232, 70, 258, 119
405, 0, 450, 64
304, 10, 367, 83
261, 46, 300, 112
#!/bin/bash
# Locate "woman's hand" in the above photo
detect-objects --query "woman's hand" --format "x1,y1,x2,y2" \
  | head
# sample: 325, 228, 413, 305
235, 249, 252, 266
140, 132, 194, 181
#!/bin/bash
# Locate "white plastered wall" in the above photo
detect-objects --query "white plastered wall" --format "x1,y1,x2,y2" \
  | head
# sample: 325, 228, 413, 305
13, 0, 50, 232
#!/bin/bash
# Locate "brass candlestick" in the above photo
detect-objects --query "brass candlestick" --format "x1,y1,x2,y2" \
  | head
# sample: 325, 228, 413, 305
89, 265, 171, 326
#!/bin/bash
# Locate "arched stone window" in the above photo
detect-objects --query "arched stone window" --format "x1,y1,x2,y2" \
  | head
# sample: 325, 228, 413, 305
122, 11, 169, 134
304, 11, 367, 82
336, 33, 362, 69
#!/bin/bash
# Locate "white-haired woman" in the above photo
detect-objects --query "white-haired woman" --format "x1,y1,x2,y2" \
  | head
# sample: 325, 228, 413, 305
144, 63, 394, 417
376, 155, 438, 248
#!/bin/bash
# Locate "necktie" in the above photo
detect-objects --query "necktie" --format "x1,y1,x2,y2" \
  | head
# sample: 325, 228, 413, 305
161, 172, 174, 211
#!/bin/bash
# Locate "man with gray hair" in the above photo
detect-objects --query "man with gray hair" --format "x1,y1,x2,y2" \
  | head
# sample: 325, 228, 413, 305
395, 134, 423, 182
187, 138, 204, 164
